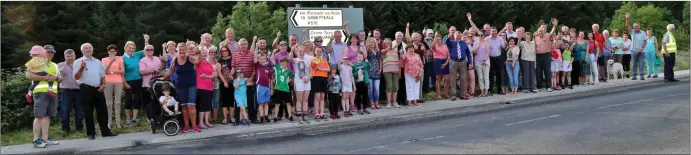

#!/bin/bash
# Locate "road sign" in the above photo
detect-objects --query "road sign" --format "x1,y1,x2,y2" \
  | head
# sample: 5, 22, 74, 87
309, 29, 347, 47
290, 9, 343, 28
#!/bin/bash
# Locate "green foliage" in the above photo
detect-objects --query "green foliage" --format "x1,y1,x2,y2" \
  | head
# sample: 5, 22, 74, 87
432, 22, 449, 36
1, 68, 36, 134
211, 2, 286, 46
610, 2, 671, 36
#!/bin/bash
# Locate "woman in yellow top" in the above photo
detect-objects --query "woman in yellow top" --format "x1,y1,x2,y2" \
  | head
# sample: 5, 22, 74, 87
311, 47, 330, 120
102, 44, 128, 129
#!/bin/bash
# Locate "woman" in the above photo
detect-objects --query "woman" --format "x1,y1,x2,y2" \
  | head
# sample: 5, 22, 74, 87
208, 46, 228, 125
464, 31, 476, 97
122, 39, 145, 127
218, 45, 235, 125
571, 31, 589, 85
366, 38, 382, 109
161, 41, 178, 83
505, 37, 520, 94
196, 47, 216, 129
138, 45, 161, 127
621, 32, 632, 78
642, 28, 659, 78
431, 33, 450, 99
474, 33, 491, 97
290, 45, 314, 124
519, 32, 537, 93
381, 39, 401, 109
587, 32, 600, 85
611, 29, 624, 66
400, 44, 423, 107
162, 42, 201, 133
343, 34, 363, 110
102, 44, 127, 129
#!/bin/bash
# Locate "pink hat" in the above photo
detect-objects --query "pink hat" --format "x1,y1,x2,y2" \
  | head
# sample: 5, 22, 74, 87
29, 45, 45, 55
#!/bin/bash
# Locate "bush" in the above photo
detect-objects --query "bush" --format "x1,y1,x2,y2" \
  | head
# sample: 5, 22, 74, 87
1, 68, 36, 134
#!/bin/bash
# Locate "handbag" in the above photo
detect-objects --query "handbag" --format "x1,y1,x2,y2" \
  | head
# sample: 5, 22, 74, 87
655, 55, 663, 67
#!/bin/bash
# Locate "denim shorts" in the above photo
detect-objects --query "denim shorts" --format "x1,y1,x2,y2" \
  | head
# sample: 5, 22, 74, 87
176, 86, 197, 106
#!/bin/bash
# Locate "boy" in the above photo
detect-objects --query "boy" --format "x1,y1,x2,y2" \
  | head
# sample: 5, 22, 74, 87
272, 57, 292, 123
255, 53, 274, 124
352, 53, 371, 115
159, 84, 180, 115
561, 43, 573, 89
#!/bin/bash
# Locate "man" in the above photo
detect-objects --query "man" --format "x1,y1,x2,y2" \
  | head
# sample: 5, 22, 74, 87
220, 28, 239, 53
253, 37, 271, 56
485, 27, 506, 95
73, 43, 118, 140
230, 43, 257, 123
58, 49, 83, 136
26, 45, 61, 148
443, 26, 457, 45
504, 22, 517, 39
448, 32, 473, 100
535, 19, 558, 92
199, 33, 218, 56
483, 24, 491, 36
625, 13, 647, 80
592, 24, 607, 82
662, 24, 679, 82
327, 30, 347, 65
423, 29, 435, 93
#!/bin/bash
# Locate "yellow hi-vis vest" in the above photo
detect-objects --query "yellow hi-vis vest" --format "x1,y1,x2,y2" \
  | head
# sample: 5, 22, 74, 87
32, 62, 59, 94
661, 32, 677, 54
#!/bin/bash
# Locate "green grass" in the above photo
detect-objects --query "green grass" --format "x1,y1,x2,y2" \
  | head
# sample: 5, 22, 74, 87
674, 50, 689, 71
1, 117, 151, 146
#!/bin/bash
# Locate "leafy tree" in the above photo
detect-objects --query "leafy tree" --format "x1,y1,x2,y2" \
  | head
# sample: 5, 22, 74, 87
214, 2, 286, 44
609, 2, 671, 37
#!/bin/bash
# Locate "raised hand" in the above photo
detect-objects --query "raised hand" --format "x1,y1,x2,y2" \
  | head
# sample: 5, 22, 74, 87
625, 13, 630, 19
253, 36, 258, 41
143, 34, 150, 41
552, 18, 559, 25
406, 22, 410, 28
466, 12, 472, 20
343, 21, 349, 27
277, 31, 281, 37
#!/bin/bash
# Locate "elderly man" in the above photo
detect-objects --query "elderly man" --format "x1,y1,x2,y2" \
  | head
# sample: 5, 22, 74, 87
485, 27, 506, 95
199, 33, 218, 56
26, 45, 61, 148
230, 41, 258, 124
443, 26, 457, 45
220, 28, 239, 53
625, 13, 648, 80
74, 43, 118, 140
423, 29, 435, 94
535, 19, 558, 92
662, 24, 679, 82
448, 32, 473, 100
327, 30, 347, 65
58, 49, 83, 136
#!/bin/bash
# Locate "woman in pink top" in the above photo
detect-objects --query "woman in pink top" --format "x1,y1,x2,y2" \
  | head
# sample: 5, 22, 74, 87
400, 44, 423, 107
431, 33, 450, 99
196, 47, 216, 129
138, 45, 161, 123
102, 44, 127, 129
342, 34, 365, 63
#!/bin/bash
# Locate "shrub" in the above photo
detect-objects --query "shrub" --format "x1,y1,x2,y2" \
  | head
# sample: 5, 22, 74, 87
1, 67, 36, 134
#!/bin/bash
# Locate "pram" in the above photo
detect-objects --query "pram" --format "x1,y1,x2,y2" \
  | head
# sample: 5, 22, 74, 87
147, 76, 181, 136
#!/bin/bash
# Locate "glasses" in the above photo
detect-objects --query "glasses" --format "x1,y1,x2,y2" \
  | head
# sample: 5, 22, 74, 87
209, 52, 217, 54
145, 49, 154, 51
315, 41, 322, 43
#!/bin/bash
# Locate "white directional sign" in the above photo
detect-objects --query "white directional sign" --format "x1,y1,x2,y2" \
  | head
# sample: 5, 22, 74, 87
309, 29, 346, 47
291, 9, 343, 28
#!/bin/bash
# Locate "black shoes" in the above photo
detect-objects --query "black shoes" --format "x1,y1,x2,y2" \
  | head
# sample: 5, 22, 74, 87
103, 132, 118, 137
88, 134, 95, 140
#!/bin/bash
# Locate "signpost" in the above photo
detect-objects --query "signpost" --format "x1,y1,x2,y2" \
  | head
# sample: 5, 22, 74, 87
287, 6, 363, 47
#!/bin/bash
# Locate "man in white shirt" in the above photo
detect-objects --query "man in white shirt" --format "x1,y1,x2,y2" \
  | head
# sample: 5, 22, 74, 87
73, 43, 118, 140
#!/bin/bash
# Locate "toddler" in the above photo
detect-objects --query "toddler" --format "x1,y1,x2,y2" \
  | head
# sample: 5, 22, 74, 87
158, 84, 180, 115
25, 46, 55, 102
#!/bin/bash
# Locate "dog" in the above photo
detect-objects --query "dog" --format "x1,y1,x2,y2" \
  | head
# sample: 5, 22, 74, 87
606, 59, 625, 80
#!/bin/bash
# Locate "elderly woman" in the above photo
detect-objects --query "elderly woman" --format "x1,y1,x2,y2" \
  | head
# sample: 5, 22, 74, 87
138, 44, 161, 126
381, 39, 401, 108
196, 46, 216, 129
519, 32, 537, 93
161, 41, 178, 82
405, 23, 429, 103
162, 42, 201, 132
102, 44, 126, 128
122, 35, 149, 127
643, 28, 659, 78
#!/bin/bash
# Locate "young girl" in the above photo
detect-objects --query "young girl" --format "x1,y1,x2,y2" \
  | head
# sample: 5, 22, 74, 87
561, 43, 573, 89
505, 37, 520, 94
550, 41, 562, 90
255, 53, 274, 124
400, 45, 423, 107
381, 39, 401, 109
291, 46, 313, 124
25, 46, 54, 102
327, 64, 342, 119
310, 47, 330, 121
339, 58, 356, 117
234, 69, 250, 126
159, 84, 180, 115
353, 53, 371, 115
272, 57, 293, 123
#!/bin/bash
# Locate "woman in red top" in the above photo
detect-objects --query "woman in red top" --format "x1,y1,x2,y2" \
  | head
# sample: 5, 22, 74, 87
431, 33, 450, 99
587, 32, 600, 85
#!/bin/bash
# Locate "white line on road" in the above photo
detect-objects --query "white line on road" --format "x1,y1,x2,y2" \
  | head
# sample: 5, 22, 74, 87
350, 136, 445, 153
505, 115, 561, 126
596, 92, 690, 109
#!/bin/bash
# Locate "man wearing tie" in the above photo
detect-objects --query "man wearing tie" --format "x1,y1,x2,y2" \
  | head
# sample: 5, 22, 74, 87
447, 31, 473, 100
73, 43, 118, 140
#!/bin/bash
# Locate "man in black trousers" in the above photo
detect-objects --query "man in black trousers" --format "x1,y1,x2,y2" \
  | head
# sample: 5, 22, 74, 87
73, 43, 118, 140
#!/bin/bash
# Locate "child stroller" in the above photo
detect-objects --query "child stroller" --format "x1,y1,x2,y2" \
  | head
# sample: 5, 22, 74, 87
147, 76, 181, 136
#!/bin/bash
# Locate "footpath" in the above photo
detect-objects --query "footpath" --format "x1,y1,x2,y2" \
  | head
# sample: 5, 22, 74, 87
2, 70, 689, 154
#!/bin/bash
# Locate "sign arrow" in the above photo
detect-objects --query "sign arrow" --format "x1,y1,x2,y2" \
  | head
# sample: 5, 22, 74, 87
290, 9, 343, 28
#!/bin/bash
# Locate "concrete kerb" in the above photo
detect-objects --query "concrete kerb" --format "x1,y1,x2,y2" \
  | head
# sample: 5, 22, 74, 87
5, 72, 687, 154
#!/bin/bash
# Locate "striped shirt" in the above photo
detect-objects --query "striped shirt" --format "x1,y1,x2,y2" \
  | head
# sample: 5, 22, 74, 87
232, 50, 255, 79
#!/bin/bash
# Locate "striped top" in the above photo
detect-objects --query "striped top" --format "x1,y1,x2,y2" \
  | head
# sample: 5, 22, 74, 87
232, 50, 256, 78
382, 49, 400, 73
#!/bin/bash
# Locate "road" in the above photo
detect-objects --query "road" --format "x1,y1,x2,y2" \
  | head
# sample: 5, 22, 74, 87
112, 81, 690, 154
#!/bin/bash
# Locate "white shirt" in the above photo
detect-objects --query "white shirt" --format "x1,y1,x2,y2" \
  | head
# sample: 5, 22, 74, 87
73, 56, 105, 87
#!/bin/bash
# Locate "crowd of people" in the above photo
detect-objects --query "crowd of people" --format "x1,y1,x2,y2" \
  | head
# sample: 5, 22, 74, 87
25, 12, 680, 148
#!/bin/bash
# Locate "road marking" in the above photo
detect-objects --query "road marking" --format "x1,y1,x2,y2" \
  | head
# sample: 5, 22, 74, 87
350, 136, 445, 153
597, 92, 690, 109
505, 115, 561, 126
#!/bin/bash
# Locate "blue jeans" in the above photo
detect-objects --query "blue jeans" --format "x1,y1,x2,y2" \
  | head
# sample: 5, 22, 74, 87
212, 89, 220, 109
632, 52, 646, 76
505, 61, 521, 89
60, 89, 83, 131
368, 79, 381, 102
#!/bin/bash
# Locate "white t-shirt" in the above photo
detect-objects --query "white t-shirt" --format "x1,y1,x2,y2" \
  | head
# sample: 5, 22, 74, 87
159, 96, 178, 106
293, 55, 314, 82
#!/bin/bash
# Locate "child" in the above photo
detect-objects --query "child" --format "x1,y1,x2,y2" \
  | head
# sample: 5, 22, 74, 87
561, 43, 574, 89
272, 57, 293, 123
339, 58, 356, 117
550, 41, 562, 90
255, 53, 274, 124
327, 64, 342, 119
159, 84, 181, 116
401, 45, 423, 107
352, 53, 371, 115
25, 46, 55, 103
310, 47, 330, 121
234, 69, 251, 126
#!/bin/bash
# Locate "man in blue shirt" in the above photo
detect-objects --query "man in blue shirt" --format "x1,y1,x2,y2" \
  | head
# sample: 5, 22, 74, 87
625, 13, 648, 80
447, 32, 473, 100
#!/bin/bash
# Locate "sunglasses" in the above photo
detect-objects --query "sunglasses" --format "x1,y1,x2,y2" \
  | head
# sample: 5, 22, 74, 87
145, 49, 154, 51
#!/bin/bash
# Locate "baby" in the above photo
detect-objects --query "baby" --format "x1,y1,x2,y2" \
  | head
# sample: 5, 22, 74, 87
158, 84, 180, 116
25, 45, 55, 102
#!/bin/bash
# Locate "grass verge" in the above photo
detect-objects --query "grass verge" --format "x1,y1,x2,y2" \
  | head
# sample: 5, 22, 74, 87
1, 117, 151, 146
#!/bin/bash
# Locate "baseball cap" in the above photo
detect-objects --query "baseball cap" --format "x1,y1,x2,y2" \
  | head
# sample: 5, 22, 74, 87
235, 69, 244, 75
43, 45, 56, 53
29, 45, 45, 55
426, 29, 434, 34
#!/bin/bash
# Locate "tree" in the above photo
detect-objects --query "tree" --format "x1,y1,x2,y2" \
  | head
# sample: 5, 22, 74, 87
609, 2, 671, 36
213, 2, 286, 44
1, 2, 35, 69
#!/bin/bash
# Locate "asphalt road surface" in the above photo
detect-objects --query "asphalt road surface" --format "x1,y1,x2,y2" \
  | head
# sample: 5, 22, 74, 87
113, 81, 690, 154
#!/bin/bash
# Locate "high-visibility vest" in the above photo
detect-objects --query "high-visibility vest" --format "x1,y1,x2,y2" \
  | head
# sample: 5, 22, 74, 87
661, 32, 677, 54
32, 62, 59, 94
